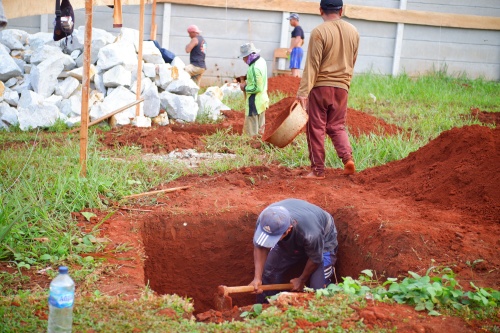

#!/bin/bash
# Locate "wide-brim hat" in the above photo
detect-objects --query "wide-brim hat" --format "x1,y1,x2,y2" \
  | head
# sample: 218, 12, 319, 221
253, 206, 291, 248
238, 42, 260, 58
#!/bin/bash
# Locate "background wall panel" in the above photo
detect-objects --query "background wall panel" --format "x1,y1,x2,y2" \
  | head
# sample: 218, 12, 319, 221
2, 1, 499, 83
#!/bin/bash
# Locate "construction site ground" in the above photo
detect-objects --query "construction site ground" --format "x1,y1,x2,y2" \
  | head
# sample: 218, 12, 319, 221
6, 76, 499, 332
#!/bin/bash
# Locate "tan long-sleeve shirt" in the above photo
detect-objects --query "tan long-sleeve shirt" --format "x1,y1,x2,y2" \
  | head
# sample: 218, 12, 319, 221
297, 18, 359, 97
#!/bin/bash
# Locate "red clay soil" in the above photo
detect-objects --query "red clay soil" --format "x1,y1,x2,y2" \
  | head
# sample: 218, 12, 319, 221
3, 78, 497, 331
196, 292, 497, 330
76, 122, 500, 332
267, 75, 302, 96
99, 99, 400, 154
470, 107, 500, 125
42, 87, 499, 331
356, 125, 500, 219
98, 75, 400, 154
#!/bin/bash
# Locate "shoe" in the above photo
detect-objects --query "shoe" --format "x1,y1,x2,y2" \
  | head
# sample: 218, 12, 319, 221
344, 160, 355, 175
303, 171, 325, 180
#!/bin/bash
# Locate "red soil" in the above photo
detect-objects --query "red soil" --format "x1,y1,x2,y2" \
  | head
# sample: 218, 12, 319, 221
78, 119, 500, 332
8, 82, 497, 331
267, 75, 301, 96
470, 107, 500, 125
99, 75, 400, 154
89, 77, 500, 332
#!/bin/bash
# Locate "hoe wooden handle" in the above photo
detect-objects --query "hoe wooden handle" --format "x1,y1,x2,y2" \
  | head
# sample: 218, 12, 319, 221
218, 283, 293, 296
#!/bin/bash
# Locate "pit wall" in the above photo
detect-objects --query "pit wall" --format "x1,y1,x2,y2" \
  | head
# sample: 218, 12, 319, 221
140, 208, 376, 313
5, 1, 499, 84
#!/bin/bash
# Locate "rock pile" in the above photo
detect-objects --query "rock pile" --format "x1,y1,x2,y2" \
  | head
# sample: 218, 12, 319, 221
0, 26, 235, 131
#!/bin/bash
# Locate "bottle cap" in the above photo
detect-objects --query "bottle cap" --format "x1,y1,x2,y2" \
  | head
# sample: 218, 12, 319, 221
59, 266, 69, 274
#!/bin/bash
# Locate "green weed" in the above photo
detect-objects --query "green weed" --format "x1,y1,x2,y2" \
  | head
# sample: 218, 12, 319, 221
317, 267, 500, 316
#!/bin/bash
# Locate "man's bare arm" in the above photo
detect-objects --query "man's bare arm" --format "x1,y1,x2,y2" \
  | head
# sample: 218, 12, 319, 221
185, 37, 198, 53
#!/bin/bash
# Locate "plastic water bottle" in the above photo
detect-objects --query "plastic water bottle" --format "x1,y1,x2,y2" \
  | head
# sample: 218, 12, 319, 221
48, 266, 75, 333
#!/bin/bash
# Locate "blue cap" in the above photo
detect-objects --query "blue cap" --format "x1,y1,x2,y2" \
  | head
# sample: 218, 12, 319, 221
59, 266, 68, 274
287, 13, 300, 20
253, 206, 291, 248
320, 0, 343, 10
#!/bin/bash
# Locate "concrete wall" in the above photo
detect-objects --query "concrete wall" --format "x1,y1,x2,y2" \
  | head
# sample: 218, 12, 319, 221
5, 1, 500, 84
400, 0, 499, 78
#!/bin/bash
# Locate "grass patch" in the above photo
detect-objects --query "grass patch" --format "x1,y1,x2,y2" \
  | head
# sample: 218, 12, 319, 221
349, 72, 498, 140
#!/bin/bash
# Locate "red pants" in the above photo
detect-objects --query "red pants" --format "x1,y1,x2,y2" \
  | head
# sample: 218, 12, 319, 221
306, 86, 353, 175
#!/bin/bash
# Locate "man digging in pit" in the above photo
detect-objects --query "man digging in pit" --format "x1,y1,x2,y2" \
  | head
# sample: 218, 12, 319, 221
297, 0, 359, 179
249, 199, 338, 303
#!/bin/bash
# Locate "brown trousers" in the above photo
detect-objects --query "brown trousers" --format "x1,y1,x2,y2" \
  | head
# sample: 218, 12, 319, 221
306, 86, 353, 175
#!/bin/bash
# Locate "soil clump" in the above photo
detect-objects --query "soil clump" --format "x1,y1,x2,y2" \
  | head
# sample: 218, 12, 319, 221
470, 107, 500, 125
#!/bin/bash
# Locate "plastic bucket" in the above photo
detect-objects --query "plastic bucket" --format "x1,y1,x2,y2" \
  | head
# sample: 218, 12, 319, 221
264, 101, 309, 148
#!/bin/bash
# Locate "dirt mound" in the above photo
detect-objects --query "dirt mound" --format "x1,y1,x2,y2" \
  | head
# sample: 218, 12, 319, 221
347, 108, 401, 137
267, 75, 401, 137
98, 110, 243, 154
470, 108, 500, 125
356, 125, 500, 220
196, 293, 482, 331
268, 75, 301, 96
98, 102, 401, 153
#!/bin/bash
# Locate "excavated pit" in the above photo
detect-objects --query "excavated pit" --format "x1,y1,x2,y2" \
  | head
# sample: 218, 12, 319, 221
137, 125, 500, 314
142, 209, 364, 313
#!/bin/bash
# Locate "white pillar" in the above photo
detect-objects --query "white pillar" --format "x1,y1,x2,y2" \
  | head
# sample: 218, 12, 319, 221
40, 14, 49, 33
161, 3, 172, 49
392, 0, 407, 76
279, 12, 290, 70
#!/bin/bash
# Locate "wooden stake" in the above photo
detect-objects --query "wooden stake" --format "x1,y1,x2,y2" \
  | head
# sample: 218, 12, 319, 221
136, 0, 145, 117
68, 99, 144, 134
119, 207, 153, 212
79, 0, 93, 177
123, 186, 191, 199
150, 0, 157, 40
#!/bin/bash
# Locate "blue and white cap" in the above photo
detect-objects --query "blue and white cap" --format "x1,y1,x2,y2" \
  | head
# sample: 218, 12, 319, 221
253, 206, 291, 248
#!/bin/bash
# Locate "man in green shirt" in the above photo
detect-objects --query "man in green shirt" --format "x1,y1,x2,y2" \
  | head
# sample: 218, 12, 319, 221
238, 43, 269, 137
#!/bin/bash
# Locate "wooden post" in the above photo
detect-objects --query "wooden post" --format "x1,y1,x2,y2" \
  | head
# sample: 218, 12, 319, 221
68, 99, 144, 134
136, 0, 145, 117
79, 0, 93, 177
150, 0, 157, 40
122, 186, 191, 199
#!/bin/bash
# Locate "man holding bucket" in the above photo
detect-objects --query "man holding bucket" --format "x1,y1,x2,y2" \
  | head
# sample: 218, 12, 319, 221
238, 42, 269, 137
297, 0, 359, 178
